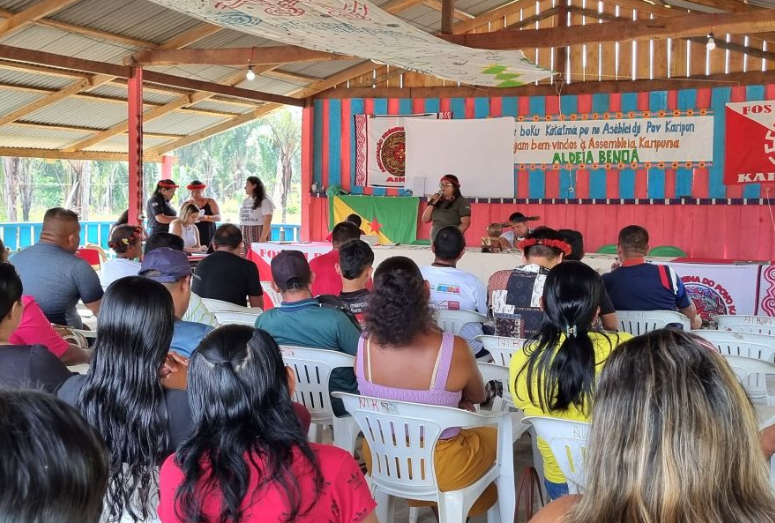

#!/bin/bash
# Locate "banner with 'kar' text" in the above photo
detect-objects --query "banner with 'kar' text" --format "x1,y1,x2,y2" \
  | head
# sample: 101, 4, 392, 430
725, 101, 775, 185
514, 115, 714, 168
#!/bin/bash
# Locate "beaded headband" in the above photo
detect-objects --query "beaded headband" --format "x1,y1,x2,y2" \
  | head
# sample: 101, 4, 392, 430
517, 238, 572, 256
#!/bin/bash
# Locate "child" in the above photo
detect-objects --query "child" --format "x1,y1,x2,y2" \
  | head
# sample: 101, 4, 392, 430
482, 223, 511, 253
335, 239, 374, 323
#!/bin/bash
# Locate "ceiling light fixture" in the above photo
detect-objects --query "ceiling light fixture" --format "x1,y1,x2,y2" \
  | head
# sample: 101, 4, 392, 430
706, 33, 716, 51
246, 46, 256, 81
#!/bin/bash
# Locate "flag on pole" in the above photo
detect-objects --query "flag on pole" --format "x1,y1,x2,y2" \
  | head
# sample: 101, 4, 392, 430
330, 196, 419, 245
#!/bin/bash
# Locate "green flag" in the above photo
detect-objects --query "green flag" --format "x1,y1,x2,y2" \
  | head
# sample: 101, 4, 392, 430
330, 196, 419, 244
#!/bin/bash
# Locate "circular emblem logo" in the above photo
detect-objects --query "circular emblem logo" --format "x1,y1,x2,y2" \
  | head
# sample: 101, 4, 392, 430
684, 283, 727, 321
376, 128, 406, 178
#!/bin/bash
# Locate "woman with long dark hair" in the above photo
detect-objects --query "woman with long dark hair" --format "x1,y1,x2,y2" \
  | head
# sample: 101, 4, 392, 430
532, 330, 775, 523
239, 176, 274, 256
510, 261, 631, 501
147, 179, 179, 235
158, 326, 376, 523
58, 276, 193, 522
421, 174, 472, 241
357, 256, 496, 518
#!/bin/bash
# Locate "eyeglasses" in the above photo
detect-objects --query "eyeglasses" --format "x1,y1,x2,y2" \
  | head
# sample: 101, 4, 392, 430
439, 183, 454, 188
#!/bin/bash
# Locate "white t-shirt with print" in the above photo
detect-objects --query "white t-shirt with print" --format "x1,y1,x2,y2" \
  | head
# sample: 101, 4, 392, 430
239, 196, 275, 226
421, 265, 488, 355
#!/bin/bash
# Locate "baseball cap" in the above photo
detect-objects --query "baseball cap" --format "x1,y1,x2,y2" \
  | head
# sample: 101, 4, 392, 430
271, 250, 311, 291
139, 247, 194, 283
508, 212, 540, 224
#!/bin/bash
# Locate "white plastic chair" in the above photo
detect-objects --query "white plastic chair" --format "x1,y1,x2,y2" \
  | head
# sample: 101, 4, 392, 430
436, 309, 489, 336
721, 354, 775, 406
617, 310, 690, 335
717, 315, 775, 336
475, 335, 527, 367
201, 298, 254, 313
694, 330, 775, 362
212, 311, 261, 326
522, 416, 590, 495
334, 392, 518, 523
477, 362, 516, 413
261, 282, 284, 308
280, 346, 360, 455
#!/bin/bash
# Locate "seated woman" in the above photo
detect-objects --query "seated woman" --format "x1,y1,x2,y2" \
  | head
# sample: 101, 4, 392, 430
531, 329, 775, 523
0, 389, 109, 523
58, 276, 191, 522
357, 256, 496, 518
510, 261, 631, 501
158, 326, 376, 523
0, 262, 72, 393
101, 224, 143, 287
170, 203, 206, 253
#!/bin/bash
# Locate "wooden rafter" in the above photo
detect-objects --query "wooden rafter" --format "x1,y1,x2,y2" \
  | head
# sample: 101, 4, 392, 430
441, 8, 775, 48
0, 146, 159, 162
128, 46, 350, 67
0, 0, 83, 39
422, 0, 474, 20
9, 121, 184, 139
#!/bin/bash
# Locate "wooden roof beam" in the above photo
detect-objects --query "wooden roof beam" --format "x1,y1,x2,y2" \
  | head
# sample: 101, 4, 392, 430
7, 120, 184, 139
0, 146, 161, 162
421, 0, 474, 21
0, 0, 84, 39
127, 46, 350, 67
440, 8, 775, 48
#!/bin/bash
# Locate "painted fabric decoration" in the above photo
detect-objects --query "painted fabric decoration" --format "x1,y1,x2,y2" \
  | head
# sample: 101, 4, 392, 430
725, 101, 775, 185
354, 112, 451, 187
666, 262, 761, 320
330, 195, 419, 244
149, 0, 553, 87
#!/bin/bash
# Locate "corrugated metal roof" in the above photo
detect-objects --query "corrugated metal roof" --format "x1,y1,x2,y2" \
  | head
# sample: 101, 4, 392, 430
24, 97, 130, 128
0, 69, 76, 90
0, 0, 39, 11
189, 30, 274, 50
0, 90, 45, 115
53, 0, 201, 45
0, 124, 92, 149
187, 100, 250, 114
143, 112, 226, 135
147, 64, 241, 83
84, 133, 170, 152
88, 84, 182, 105
281, 59, 369, 78
234, 75, 307, 95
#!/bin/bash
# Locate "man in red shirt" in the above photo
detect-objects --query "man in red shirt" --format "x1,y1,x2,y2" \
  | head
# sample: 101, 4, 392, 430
310, 221, 364, 296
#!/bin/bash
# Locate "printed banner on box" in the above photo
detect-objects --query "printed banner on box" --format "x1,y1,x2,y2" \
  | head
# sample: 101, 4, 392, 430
514, 115, 714, 168
725, 101, 775, 185
666, 262, 761, 321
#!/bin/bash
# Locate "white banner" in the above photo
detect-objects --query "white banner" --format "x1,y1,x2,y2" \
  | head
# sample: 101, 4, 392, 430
150, 0, 553, 87
365, 114, 440, 187
515, 116, 714, 167
666, 262, 760, 320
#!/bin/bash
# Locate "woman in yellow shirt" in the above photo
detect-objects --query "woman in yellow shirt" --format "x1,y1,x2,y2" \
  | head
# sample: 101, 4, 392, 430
509, 260, 631, 500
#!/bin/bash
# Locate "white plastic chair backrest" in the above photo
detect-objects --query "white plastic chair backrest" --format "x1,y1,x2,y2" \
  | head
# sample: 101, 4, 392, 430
212, 311, 261, 326
721, 354, 775, 404
280, 346, 355, 425
201, 298, 252, 313
261, 282, 284, 308
717, 315, 775, 336
477, 362, 515, 411
436, 309, 488, 336
523, 416, 590, 494
617, 310, 690, 335
694, 330, 775, 362
335, 392, 495, 498
475, 335, 526, 367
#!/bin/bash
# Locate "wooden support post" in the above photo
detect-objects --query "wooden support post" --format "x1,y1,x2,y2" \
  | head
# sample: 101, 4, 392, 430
301, 101, 314, 242
161, 155, 174, 179
128, 67, 143, 226
441, 0, 455, 34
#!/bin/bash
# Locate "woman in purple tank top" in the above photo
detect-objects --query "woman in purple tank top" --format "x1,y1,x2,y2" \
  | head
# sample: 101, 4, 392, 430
355, 256, 498, 519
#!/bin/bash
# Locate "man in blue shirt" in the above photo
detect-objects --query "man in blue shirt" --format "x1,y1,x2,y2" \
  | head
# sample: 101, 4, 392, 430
602, 225, 701, 329
140, 248, 213, 358
256, 249, 360, 416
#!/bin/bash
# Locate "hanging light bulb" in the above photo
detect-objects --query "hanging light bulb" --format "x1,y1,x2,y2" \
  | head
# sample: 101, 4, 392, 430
246, 65, 256, 81
706, 33, 716, 51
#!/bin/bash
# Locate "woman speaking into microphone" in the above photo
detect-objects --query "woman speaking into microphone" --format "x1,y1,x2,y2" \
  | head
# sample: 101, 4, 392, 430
421, 174, 471, 241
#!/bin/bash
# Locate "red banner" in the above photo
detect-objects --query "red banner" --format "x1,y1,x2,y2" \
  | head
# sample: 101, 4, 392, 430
725, 101, 775, 185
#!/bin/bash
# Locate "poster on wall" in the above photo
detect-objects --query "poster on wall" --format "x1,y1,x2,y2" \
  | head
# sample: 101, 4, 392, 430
666, 262, 761, 320
725, 101, 775, 185
354, 113, 451, 187
514, 114, 714, 169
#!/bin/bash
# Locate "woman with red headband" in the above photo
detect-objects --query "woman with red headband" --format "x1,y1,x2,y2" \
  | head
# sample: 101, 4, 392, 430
180, 180, 220, 249
421, 174, 471, 241
146, 179, 179, 236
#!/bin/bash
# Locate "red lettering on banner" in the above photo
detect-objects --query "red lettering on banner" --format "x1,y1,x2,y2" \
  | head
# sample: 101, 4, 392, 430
683, 275, 701, 283
702, 278, 715, 286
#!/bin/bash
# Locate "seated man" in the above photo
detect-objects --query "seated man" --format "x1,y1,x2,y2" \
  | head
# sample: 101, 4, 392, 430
311, 221, 365, 296
256, 250, 360, 416
140, 248, 214, 358
558, 228, 619, 332
336, 239, 374, 323
193, 224, 264, 308
603, 225, 701, 329
421, 226, 489, 356
501, 212, 540, 248
145, 233, 218, 328
11, 207, 102, 329
488, 227, 568, 339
